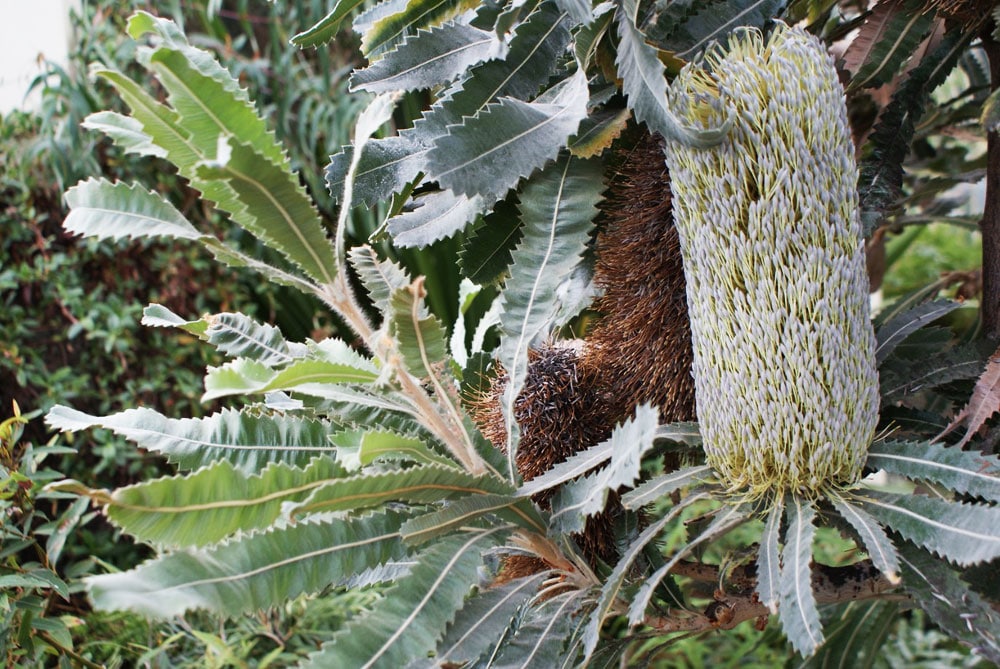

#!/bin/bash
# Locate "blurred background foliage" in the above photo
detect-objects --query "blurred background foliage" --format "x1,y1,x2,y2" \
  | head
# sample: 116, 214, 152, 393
0, 0, 993, 665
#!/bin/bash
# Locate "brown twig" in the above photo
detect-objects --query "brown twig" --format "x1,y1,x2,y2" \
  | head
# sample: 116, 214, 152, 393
643, 560, 902, 634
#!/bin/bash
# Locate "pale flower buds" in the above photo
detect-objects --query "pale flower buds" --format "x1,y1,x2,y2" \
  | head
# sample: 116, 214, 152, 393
664, 24, 879, 500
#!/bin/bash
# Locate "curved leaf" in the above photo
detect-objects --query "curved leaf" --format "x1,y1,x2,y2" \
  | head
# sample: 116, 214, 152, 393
82, 110, 167, 158
63, 178, 203, 241
290, 0, 365, 47
45, 406, 337, 473
491, 590, 590, 668
351, 20, 505, 93
621, 465, 714, 510
302, 528, 506, 669
756, 494, 785, 613
388, 190, 488, 247
426, 70, 590, 201
866, 440, 1000, 502
203, 357, 378, 401
859, 492, 1000, 566
843, 0, 936, 91
103, 458, 345, 548
360, 0, 481, 58
667, 0, 789, 60
87, 512, 409, 618
401, 493, 545, 543
874, 299, 960, 364
779, 496, 823, 657
830, 491, 901, 584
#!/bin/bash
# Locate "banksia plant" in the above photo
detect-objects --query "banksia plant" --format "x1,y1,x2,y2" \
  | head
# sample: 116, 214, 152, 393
664, 24, 879, 501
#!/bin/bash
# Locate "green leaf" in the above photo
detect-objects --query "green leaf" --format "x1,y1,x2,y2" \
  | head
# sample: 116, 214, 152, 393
103, 458, 345, 548
874, 299, 960, 365
325, 136, 421, 208
433, 573, 547, 666
302, 528, 506, 669
583, 493, 711, 661
63, 178, 204, 241
779, 496, 823, 657
387, 189, 489, 247
87, 512, 409, 618
203, 357, 378, 402
866, 440, 1000, 502
45, 406, 337, 473
795, 601, 899, 669
844, 0, 936, 91
288, 464, 511, 517
348, 245, 412, 315
896, 543, 1000, 665
615, 0, 729, 148
202, 238, 320, 295
859, 492, 1000, 566
830, 491, 900, 584
389, 279, 448, 378
82, 110, 167, 158
491, 591, 590, 668
879, 343, 987, 403
291, 0, 365, 47
360, 0, 482, 58
196, 138, 337, 286
549, 405, 659, 535
460, 199, 523, 284
981, 86, 1000, 133
401, 493, 546, 543
353, 429, 459, 468
621, 464, 714, 510
858, 26, 971, 235
427, 70, 590, 201
351, 20, 505, 93
497, 155, 602, 475
667, 0, 789, 60
756, 494, 785, 613
627, 501, 750, 626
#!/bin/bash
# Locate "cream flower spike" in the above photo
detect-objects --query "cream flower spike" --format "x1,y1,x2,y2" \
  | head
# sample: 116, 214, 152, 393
664, 23, 879, 501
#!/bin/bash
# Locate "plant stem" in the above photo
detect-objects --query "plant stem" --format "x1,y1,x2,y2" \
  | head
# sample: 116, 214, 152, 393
981, 33, 1000, 340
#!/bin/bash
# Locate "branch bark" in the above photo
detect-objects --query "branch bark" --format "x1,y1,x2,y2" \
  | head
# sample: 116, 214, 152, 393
642, 560, 902, 634
981, 32, 1000, 340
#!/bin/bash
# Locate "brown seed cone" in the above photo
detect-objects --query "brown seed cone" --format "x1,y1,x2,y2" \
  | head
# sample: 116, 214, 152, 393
582, 131, 696, 425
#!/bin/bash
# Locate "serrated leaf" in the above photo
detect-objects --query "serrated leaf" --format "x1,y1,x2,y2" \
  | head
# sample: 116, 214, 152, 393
87, 512, 409, 618
388, 189, 489, 247
615, 0, 729, 148
627, 501, 749, 626
844, 0, 935, 91
569, 107, 631, 159
491, 591, 589, 668
63, 178, 203, 241
497, 155, 602, 475
583, 492, 711, 661
401, 493, 545, 543
351, 20, 505, 93
621, 464, 713, 509
302, 528, 506, 668
668, 0, 788, 60
101, 458, 345, 548
795, 601, 899, 669
830, 492, 900, 584
291, 0, 365, 47
874, 299, 960, 364
82, 110, 167, 158
460, 199, 523, 284
879, 343, 987, 402
756, 494, 784, 613
202, 238, 320, 295
939, 349, 1000, 448
141, 303, 208, 334
859, 492, 1000, 566
45, 406, 337, 473
548, 405, 659, 535
390, 279, 448, 378
360, 0, 481, 58
348, 245, 412, 312
858, 27, 971, 234
896, 542, 1000, 665
354, 429, 459, 468
779, 496, 823, 657
196, 138, 336, 285
866, 440, 1000, 502
326, 136, 421, 208
426, 70, 590, 201
432, 573, 546, 666
288, 464, 510, 517
203, 357, 378, 402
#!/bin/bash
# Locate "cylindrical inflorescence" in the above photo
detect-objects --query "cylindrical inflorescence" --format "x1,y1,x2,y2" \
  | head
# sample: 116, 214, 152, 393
664, 24, 879, 500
